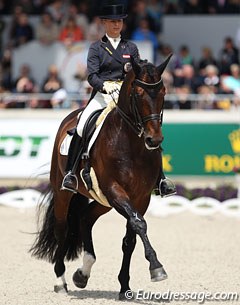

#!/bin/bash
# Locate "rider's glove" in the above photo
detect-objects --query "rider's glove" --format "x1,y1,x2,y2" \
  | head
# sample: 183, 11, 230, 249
103, 82, 119, 94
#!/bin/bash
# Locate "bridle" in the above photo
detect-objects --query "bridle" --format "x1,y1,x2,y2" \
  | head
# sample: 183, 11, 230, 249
114, 77, 164, 137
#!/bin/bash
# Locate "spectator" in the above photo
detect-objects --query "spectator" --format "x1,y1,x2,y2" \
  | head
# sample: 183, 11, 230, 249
175, 45, 195, 67
173, 64, 200, 93
164, 0, 181, 14
40, 64, 63, 108
201, 64, 220, 93
11, 64, 37, 108
131, 18, 159, 62
59, 16, 84, 48
86, 16, 105, 42
46, 0, 66, 25
198, 46, 218, 72
218, 36, 239, 74
13, 0, 35, 14
125, 0, 157, 39
36, 12, 59, 45
9, 12, 34, 48
220, 63, 240, 94
0, 48, 12, 90
183, 0, 203, 14
146, 0, 163, 35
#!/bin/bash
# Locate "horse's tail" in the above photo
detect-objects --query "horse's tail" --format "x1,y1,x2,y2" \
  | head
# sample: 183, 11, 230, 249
30, 186, 89, 263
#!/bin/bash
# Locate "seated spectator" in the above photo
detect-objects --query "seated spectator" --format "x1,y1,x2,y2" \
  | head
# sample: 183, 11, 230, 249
86, 16, 105, 42
125, 0, 157, 39
220, 63, 240, 94
40, 64, 63, 108
164, 0, 181, 14
36, 12, 59, 46
176, 45, 195, 67
201, 64, 220, 93
9, 12, 34, 48
218, 36, 239, 74
173, 64, 200, 93
46, 0, 66, 25
0, 48, 12, 90
198, 46, 218, 72
11, 64, 37, 108
59, 16, 84, 48
131, 18, 159, 62
146, 0, 163, 35
13, 0, 35, 14
183, 0, 203, 14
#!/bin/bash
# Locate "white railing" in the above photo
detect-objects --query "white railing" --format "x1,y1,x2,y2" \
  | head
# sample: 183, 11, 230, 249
0, 93, 239, 110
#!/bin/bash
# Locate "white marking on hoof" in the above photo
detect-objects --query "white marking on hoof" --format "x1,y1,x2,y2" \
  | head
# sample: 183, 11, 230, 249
81, 251, 96, 278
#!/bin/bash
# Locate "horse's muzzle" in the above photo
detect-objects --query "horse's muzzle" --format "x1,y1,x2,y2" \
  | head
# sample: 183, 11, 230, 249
144, 135, 163, 150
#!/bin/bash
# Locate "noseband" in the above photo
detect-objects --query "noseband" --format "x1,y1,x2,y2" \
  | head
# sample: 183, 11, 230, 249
116, 77, 164, 137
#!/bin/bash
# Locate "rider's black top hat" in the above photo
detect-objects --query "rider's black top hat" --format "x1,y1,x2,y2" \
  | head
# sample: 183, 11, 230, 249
99, 4, 128, 19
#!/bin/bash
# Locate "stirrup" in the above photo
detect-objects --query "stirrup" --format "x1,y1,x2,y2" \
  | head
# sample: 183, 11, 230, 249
61, 172, 78, 193
156, 178, 176, 198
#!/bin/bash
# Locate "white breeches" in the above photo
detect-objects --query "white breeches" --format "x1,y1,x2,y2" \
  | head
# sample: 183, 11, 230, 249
76, 82, 122, 137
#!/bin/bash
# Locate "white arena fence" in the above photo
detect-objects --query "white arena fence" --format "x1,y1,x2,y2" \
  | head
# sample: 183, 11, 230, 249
0, 93, 239, 110
0, 190, 240, 218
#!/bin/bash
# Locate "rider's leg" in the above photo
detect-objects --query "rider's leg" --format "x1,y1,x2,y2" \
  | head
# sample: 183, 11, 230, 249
61, 93, 109, 193
154, 153, 176, 197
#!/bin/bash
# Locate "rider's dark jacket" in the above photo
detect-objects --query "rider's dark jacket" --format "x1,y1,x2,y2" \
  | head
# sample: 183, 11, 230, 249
87, 35, 140, 93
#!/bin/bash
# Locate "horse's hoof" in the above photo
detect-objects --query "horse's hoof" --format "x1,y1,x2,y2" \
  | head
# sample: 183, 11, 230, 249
54, 283, 68, 293
119, 290, 135, 301
150, 267, 168, 282
72, 269, 89, 288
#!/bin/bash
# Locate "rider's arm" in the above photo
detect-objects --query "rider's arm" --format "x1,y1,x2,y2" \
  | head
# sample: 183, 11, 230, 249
87, 42, 105, 92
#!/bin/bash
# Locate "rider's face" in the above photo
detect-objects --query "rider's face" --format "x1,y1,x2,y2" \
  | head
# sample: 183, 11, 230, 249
102, 19, 123, 38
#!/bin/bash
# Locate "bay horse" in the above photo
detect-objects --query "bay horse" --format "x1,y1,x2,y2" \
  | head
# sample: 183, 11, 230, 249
30, 55, 171, 300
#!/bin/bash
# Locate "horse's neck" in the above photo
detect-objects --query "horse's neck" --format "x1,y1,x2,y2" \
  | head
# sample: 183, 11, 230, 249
117, 72, 134, 115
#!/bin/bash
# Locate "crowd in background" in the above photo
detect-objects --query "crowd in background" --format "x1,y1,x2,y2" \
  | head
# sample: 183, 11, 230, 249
0, 0, 240, 109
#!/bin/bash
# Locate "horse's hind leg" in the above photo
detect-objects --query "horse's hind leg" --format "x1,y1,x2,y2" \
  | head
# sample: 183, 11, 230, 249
72, 201, 111, 289
53, 192, 89, 293
118, 222, 136, 300
53, 192, 72, 293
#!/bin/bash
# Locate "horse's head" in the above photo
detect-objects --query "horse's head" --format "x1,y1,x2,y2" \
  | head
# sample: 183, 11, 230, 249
126, 54, 172, 150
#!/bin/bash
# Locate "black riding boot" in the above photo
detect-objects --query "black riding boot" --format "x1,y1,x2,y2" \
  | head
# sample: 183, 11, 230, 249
154, 154, 176, 197
61, 131, 82, 193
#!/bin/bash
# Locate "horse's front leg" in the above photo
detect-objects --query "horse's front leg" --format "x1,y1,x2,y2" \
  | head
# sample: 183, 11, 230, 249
118, 222, 136, 300
107, 188, 168, 289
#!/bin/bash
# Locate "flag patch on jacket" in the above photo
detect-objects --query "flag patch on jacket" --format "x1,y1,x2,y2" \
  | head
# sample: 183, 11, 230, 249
123, 54, 130, 58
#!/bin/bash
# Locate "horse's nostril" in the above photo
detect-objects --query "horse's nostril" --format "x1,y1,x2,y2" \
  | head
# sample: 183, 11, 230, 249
146, 137, 153, 147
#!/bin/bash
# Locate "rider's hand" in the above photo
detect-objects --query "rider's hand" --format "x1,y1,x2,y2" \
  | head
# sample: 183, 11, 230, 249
103, 82, 119, 94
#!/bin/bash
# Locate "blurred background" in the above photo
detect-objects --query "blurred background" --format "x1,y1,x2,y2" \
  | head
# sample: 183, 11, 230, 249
0, 0, 239, 201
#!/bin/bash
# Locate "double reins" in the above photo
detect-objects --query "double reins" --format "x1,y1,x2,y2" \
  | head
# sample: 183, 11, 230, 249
114, 77, 164, 137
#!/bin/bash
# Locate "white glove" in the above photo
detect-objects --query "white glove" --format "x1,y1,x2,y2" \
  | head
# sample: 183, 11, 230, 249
103, 82, 119, 94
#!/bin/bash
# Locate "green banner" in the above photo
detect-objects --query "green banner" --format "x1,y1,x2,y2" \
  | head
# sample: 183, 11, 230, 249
162, 124, 240, 176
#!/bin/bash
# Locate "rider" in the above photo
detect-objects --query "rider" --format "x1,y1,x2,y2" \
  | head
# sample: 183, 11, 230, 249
61, 3, 176, 197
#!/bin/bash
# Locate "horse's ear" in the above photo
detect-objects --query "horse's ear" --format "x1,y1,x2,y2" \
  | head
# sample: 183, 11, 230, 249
157, 53, 172, 75
130, 56, 141, 76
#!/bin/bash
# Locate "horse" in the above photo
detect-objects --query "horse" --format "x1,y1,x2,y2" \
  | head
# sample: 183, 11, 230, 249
30, 54, 172, 300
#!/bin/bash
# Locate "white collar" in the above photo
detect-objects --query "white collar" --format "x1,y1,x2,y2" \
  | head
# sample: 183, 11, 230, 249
106, 34, 121, 49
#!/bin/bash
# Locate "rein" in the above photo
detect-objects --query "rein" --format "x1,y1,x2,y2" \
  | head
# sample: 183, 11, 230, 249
115, 77, 164, 137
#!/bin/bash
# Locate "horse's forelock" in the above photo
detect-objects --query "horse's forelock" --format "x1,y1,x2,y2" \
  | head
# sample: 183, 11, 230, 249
139, 62, 160, 83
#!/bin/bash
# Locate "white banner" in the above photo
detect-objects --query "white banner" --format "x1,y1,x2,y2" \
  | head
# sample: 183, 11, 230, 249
0, 118, 60, 178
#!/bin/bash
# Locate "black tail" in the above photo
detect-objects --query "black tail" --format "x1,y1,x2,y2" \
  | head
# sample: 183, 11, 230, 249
30, 186, 90, 263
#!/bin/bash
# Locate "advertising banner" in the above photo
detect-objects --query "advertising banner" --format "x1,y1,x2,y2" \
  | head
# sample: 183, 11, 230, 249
0, 117, 239, 178
162, 123, 240, 176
